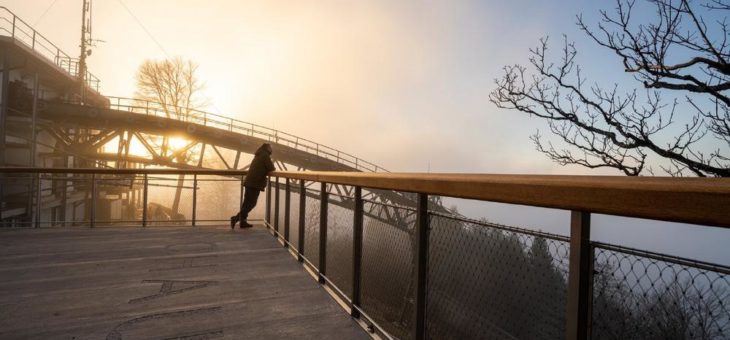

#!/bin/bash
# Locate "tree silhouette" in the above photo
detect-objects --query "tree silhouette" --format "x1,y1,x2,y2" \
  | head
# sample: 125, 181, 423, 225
135, 57, 205, 119
490, 0, 730, 176
135, 57, 207, 214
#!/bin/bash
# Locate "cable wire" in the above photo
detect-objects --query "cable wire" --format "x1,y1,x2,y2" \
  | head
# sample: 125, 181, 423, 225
116, 0, 169, 56
33, 0, 59, 26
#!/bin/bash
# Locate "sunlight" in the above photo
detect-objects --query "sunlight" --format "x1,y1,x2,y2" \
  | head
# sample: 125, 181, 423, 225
101, 136, 190, 158
127, 137, 148, 157
168, 136, 188, 150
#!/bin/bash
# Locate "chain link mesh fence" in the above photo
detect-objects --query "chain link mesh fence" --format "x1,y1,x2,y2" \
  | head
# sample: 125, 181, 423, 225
287, 179, 302, 252
92, 174, 144, 226
195, 175, 240, 225
145, 175, 194, 226
303, 184, 321, 270
326, 190, 355, 299
592, 243, 730, 340
1, 173, 37, 227
427, 212, 570, 340
37, 174, 94, 227
361, 198, 417, 340
276, 178, 287, 233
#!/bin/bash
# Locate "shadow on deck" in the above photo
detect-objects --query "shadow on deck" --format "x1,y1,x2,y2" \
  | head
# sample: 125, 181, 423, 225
0, 225, 371, 339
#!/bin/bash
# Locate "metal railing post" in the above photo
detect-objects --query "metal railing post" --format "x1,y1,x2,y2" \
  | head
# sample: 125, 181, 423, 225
34, 172, 41, 228
274, 177, 280, 235
142, 174, 148, 227
90, 173, 96, 227
192, 174, 197, 226
266, 179, 271, 227
284, 178, 290, 247
566, 211, 593, 340
318, 182, 328, 283
298, 180, 305, 262
351, 186, 364, 318
414, 193, 429, 340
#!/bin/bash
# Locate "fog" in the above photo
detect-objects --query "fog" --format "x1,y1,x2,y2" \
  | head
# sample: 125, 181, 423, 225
6, 0, 728, 265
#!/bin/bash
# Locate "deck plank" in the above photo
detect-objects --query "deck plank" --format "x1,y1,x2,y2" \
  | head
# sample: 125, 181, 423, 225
0, 226, 371, 340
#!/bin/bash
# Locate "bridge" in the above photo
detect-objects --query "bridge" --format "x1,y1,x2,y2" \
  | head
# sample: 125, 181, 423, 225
1, 6, 730, 340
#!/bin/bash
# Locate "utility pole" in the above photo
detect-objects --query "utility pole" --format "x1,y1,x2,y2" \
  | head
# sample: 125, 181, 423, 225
79, 0, 92, 104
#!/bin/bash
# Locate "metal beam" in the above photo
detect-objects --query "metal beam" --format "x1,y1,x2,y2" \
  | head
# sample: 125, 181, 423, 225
0, 51, 9, 166
211, 145, 231, 169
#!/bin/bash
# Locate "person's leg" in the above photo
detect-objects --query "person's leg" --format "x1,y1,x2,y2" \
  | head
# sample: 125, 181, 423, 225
232, 187, 257, 228
239, 187, 261, 226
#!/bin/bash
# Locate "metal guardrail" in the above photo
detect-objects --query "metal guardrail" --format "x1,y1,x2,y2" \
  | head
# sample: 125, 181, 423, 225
0, 168, 253, 228
262, 172, 730, 340
1, 168, 729, 339
0, 6, 101, 92
104, 96, 386, 173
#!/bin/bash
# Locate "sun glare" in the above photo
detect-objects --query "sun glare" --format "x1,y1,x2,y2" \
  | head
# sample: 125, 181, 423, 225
168, 137, 188, 150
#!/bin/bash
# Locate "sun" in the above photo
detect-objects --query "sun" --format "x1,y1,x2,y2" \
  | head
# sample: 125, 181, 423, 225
102, 135, 191, 158
168, 136, 189, 150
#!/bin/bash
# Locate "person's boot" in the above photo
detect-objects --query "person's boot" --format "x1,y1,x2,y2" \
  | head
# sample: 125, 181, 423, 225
240, 221, 254, 229
230, 216, 238, 229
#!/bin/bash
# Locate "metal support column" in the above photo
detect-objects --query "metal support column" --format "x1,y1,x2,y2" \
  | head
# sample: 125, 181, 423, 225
192, 174, 197, 226
298, 180, 305, 262
566, 211, 593, 340
284, 178, 290, 247
31, 72, 38, 167
413, 193, 429, 340
318, 182, 328, 283
266, 179, 271, 226
34, 172, 41, 228
274, 177, 280, 234
351, 186, 364, 318
0, 50, 9, 166
90, 173, 96, 227
142, 174, 148, 227
59, 175, 67, 227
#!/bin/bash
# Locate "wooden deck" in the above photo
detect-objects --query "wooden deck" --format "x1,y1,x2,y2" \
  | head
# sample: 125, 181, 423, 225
0, 225, 371, 339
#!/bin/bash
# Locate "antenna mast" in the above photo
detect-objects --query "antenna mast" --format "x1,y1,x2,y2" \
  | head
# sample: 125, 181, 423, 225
79, 0, 92, 104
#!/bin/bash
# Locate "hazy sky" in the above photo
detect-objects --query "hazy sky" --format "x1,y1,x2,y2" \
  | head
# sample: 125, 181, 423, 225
5, 0, 615, 174
3, 1, 728, 264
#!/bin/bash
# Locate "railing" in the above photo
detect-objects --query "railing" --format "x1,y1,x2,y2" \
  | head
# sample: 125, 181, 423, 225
103, 96, 386, 172
264, 172, 730, 340
1, 168, 729, 340
0, 6, 101, 92
0, 168, 256, 228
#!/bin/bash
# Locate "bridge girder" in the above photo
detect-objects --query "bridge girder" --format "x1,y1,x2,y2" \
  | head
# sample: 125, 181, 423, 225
6, 102, 437, 229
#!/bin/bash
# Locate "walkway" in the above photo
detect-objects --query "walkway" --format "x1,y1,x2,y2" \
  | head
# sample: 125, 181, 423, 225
0, 226, 371, 339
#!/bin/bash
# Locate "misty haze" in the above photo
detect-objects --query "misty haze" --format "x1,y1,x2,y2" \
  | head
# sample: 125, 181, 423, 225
0, 1, 728, 339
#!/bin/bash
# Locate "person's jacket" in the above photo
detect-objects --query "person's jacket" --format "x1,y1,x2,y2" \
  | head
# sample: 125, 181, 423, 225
244, 144, 275, 191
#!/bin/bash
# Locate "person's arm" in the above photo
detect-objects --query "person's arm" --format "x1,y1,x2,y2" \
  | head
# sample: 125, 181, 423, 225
265, 156, 275, 173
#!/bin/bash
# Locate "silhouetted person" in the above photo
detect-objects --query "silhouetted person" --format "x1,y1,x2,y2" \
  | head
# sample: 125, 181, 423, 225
231, 143, 275, 229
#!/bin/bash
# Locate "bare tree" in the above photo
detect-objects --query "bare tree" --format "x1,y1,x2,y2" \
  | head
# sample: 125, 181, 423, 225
490, 0, 730, 177
135, 57, 206, 120
135, 57, 206, 214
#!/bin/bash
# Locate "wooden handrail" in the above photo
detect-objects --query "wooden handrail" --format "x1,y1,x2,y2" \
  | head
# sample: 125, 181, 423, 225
271, 171, 730, 229
2, 167, 729, 228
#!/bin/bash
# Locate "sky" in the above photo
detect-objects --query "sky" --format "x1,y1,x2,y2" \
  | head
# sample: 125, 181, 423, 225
4, 0, 614, 174
2, 0, 728, 264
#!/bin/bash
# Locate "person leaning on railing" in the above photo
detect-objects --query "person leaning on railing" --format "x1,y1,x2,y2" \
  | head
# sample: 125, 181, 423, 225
231, 143, 275, 229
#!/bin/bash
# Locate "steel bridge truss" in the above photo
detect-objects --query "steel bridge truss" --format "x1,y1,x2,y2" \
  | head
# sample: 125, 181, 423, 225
5, 99, 440, 229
